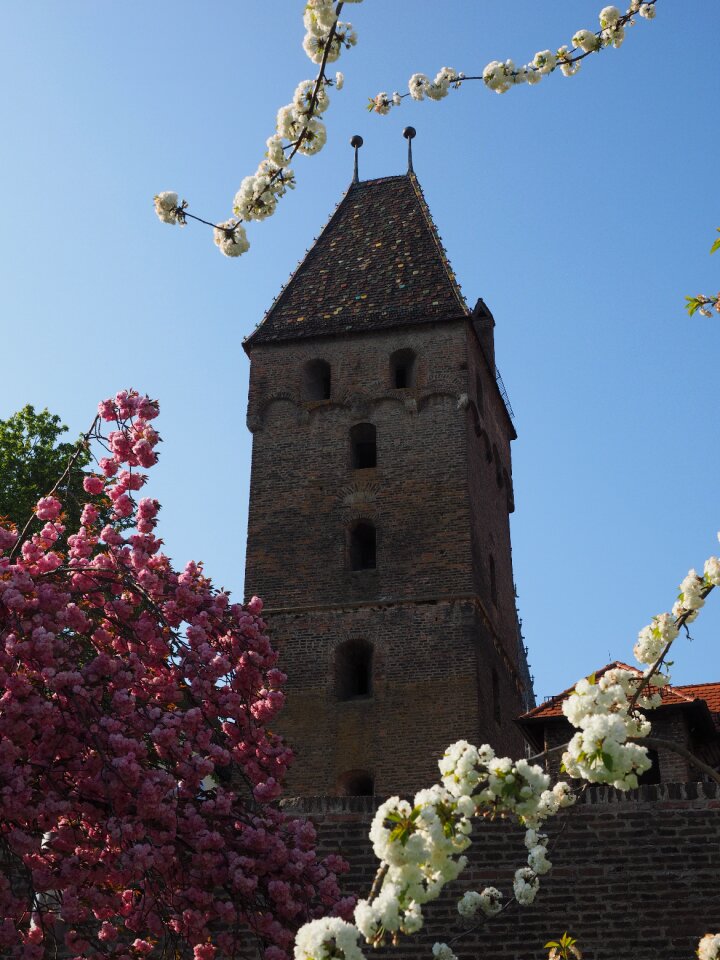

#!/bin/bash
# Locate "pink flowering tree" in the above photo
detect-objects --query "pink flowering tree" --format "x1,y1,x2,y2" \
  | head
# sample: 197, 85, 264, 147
0, 390, 352, 960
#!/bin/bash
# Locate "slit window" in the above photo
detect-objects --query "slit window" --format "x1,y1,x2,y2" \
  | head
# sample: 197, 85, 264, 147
351, 423, 377, 469
390, 349, 416, 389
492, 668, 502, 725
304, 359, 331, 401
475, 371, 484, 414
493, 444, 503, 488
337, 770, 375, 796
350, 521, 376, 571
336, 639, 373, 700
489, 553, 497, 606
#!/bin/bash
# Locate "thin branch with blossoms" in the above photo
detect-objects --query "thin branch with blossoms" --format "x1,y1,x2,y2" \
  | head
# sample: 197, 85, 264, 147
154, 0, 363, 258
368, 1, 657, 115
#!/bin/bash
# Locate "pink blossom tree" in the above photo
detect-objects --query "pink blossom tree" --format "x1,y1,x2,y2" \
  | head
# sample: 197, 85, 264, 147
0, 389, 352, 960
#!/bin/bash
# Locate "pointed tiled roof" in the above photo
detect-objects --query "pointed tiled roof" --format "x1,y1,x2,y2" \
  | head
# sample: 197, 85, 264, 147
244, 173, 469, 347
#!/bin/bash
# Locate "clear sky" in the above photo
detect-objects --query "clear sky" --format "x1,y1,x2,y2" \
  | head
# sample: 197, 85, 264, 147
2, 1, 719, 702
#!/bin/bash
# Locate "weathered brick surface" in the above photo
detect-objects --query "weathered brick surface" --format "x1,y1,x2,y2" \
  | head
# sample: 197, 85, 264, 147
282, 785, 720, 960
244, 319, 527, 796
264, 600, 525, 797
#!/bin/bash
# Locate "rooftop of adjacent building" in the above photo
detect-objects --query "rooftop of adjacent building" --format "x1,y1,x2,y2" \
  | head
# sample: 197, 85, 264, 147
520, 660, 720, 728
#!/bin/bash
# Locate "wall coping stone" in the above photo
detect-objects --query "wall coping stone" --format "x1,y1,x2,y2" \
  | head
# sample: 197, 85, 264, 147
279, 780, 719, 817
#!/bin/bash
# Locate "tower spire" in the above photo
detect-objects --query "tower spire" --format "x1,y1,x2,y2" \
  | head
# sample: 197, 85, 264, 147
403, 126, 416, 174
350, 134, 363, 184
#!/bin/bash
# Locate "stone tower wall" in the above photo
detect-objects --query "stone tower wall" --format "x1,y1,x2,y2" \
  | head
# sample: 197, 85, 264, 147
264, 600, 526, 797
244, 319, 526, 796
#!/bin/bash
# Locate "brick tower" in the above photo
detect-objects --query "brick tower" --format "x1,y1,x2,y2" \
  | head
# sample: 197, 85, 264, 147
243, 160, 533, 798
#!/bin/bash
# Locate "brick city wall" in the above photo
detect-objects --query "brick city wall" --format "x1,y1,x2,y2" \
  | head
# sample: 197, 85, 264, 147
283, 783, 720, 960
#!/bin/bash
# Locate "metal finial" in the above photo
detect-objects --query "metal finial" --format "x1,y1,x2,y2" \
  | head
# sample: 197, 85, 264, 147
403, 126, 416, 174
350, 134, 363, 184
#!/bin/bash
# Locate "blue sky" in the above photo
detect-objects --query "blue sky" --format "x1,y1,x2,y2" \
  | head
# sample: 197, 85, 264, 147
1, 1, 719, 702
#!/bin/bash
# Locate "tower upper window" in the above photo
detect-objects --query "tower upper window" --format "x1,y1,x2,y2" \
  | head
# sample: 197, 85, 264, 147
350, 521, 376, 571
390, 349, 416, 389
350, 423, 377, 469
336, 638, 373, 700
304, 359, 331, 401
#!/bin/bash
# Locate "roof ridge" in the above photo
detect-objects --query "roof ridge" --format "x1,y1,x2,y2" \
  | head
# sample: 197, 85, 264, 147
675, 680, 720, 690
407, 173, 468, 317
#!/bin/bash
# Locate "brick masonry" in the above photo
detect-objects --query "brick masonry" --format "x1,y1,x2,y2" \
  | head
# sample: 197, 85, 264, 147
244, 318, 528, 797
283, 785, 720, 960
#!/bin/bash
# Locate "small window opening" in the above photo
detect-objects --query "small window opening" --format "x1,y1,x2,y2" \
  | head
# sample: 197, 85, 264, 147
304, 359, 331, 401
492, 668, 502, 725
475, 371, 485, 414
493, 444, 503, 488
489, 553, 497, 606
390, 349, 416, 389
637, 749, 661, 786
337, 770, 375, 796
350, 423, 377, 469
350, 521, 376, 571
336, 639, 373, 700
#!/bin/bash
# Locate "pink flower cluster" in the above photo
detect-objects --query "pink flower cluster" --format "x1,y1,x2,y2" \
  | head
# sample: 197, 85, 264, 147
0, 390, 350, 960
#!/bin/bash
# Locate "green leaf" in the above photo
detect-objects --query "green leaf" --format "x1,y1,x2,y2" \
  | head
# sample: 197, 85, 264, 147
685, 296, 701, 317
710, 229, 720, 255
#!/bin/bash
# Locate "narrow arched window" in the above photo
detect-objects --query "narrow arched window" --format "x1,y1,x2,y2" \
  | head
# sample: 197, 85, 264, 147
350, 521, 376, 571
336, 770, 375, 796
350, 423, 377, 469
489, 553, 497, 606
492, 668, 502, 725
390, 349, 416, 389
475, 371, 485, 415
336, 639, 373, 700
304, 359, 331, 401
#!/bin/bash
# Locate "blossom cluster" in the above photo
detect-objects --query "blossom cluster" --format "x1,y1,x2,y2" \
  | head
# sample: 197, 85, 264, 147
686, 292, 720, 318
0, 390, 350, 960
561, 668, 653, 788
369, 1, 657, 113
699, 934, 720, 960
155, 0, 363, 258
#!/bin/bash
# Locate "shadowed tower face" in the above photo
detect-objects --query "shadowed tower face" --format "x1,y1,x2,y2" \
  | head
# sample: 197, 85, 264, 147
243, 170, 533, 798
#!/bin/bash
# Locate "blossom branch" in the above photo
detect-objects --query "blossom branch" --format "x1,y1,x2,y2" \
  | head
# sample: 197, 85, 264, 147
154, 0, 360, 258
369, 1, 658, 115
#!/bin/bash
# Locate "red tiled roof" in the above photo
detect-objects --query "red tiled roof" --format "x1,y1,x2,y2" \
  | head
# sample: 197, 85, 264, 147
674, 682, 720, 712
245, 173, 468, 346
521, 662, 720, 722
